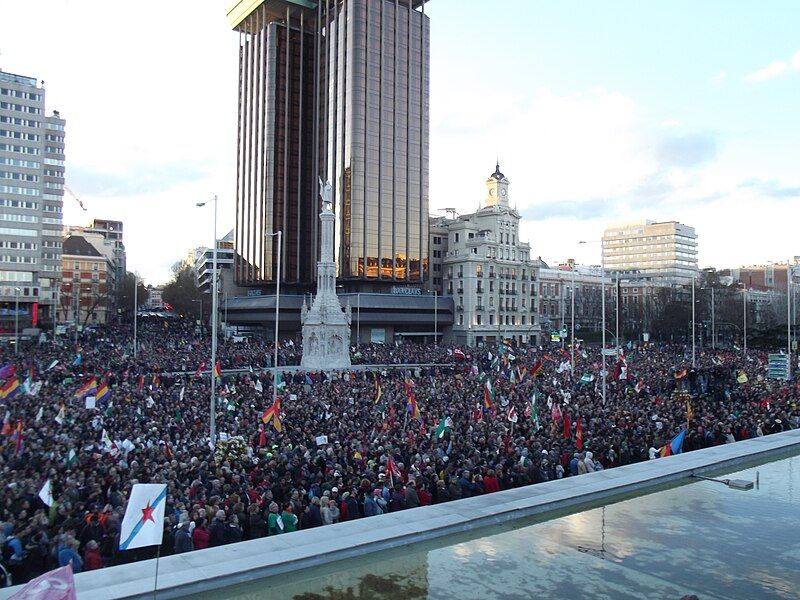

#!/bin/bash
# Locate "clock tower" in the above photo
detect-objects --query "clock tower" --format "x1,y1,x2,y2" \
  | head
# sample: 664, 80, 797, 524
485, 162, 509, 207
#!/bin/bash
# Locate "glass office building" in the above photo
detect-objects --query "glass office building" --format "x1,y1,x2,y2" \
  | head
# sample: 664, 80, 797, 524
230, 0, 430, 290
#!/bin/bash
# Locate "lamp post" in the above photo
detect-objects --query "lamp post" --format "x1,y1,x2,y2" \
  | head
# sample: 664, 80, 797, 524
711, 286, 716, 350
196, 195, 219, 447
192, 299, 202, 327
14, 287, 20, 355
788, 259, 792, 379
580, 240, 606, 404
691, 275, 696, 368
265, 230, 282, 404
570, 265, 576, 371
742, 285, 747, 356
133, 275, 138, 358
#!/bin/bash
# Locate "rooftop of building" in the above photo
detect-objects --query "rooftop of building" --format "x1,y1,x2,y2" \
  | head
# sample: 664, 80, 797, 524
0, 70, 39, 88
62, 235, 103, 258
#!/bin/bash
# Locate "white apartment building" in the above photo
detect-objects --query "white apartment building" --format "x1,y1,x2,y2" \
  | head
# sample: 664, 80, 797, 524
431, 165, 541, 346
0, 69, 65, 331
603, 220, 698, 284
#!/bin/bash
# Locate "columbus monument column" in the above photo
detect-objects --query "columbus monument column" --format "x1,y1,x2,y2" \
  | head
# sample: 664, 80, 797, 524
300, 179, 352, 370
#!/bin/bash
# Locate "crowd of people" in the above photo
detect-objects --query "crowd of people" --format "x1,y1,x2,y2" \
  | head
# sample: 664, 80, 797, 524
0, 319, 797, 585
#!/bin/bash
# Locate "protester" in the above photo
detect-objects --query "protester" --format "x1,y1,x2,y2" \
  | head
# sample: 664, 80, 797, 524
0, 320, 796, 583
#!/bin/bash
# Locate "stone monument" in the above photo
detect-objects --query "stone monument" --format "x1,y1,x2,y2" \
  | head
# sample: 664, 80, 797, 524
300, 179, 352, 370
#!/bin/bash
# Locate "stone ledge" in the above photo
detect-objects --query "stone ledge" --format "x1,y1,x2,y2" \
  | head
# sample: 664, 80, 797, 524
3, 430, 798, 599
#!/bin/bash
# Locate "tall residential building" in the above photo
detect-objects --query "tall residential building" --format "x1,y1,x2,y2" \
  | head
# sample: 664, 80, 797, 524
229, 0, 430, 290
0, 69, 65, 332
59, 235, 114, 326
602, 220, 698, 283
429, 165, 541, 345
64, 219, 125, 299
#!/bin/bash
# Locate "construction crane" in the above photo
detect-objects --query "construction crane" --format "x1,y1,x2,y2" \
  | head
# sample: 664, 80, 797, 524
64, 185, 88, 212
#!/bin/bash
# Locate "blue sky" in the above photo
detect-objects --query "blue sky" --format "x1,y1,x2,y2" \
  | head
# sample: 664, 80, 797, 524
1, 0, 798, 282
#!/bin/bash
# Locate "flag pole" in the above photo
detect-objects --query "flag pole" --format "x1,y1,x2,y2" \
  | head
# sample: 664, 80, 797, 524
153, 545, 161, 599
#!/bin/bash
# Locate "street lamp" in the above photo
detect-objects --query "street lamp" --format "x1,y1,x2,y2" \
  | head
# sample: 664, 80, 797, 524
197, 195, 219, 447
191, 299, 203, 326
742, 284, 747, 356
691, 275, 696, 368
264, 230, 282, 405
580, 240, 606, 404
133, 274, 138, 359
14, 287, 20, 355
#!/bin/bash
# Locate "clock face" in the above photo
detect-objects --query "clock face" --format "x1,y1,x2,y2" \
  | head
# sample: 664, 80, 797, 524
500, 188, 507, 197
489, 188, 495, 196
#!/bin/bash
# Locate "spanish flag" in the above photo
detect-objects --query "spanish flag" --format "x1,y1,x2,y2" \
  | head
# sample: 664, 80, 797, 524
261, 398, 282, 432
213, 361, 222, 379
674, 368, 687, 379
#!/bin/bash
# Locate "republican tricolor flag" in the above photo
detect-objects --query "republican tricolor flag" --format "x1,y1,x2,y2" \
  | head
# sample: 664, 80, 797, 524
96, 382, 111, 403
406, 392, 420, 420
0, 377, 20, 400
74, 377, 97, 399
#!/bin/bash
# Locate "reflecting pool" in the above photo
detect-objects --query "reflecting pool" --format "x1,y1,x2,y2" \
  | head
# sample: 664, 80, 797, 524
202, 455, 800, 600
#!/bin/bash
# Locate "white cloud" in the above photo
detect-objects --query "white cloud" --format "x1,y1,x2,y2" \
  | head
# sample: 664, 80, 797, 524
745, 49, 800, 82
711, 70, 727, 84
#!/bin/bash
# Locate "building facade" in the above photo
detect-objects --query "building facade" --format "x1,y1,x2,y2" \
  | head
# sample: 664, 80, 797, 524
602, 220, 698, 284
59, 235, 114, 326
428, 165, 540, 346
0, 69, 65, 332
194, 230, 235, 294
229, 0, 430, 290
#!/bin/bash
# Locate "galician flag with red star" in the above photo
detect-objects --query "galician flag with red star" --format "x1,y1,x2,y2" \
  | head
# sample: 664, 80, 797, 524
119, 483, 167, 551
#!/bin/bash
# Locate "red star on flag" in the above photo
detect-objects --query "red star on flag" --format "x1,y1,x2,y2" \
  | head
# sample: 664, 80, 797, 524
140, 500, 156, 525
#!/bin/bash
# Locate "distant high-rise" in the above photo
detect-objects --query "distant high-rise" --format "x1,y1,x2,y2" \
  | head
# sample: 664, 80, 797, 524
0, 69, 65, 329
229, 0, 430, 290
603, 220, 698, 283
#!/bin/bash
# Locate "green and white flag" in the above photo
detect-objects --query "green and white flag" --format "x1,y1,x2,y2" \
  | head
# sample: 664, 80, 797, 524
434, 416, 453, 439
580, 373, 594, 384
65, 449, 77, 467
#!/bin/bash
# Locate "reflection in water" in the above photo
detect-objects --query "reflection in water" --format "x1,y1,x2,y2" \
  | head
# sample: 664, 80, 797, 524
202, 456, 800, 600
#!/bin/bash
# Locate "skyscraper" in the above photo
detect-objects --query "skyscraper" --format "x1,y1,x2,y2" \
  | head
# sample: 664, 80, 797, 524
0, 69, 65, 331
229, 0, 430, 290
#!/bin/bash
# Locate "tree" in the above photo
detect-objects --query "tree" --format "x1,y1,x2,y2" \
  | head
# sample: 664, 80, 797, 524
162, 264, 202, 319
117, 272, 149, 322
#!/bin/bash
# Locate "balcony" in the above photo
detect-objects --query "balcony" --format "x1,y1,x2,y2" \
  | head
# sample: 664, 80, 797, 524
488, 272, 495, 278
476, 271, 483, 278
456, 288, 464, 294
476, 286, 484, 294
475, 305, 485, 311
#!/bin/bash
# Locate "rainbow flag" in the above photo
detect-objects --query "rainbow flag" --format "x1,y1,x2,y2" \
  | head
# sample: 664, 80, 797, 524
74, 378, 98, 399
0, 378, 20, 400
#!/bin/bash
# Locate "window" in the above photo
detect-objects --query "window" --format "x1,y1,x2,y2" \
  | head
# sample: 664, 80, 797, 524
0, 185, 39, 196
0, 227, 36, 237
458, 315, 464, 326
471, 247, 478, 254
477, 314, 482, 325
489, 314, 494, 325
522, 315, 526, 325
454, 233, 459, 243
0, 213, 38, 223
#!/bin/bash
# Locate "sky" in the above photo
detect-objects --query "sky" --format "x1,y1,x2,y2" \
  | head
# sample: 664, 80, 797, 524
0, 0, 798, 284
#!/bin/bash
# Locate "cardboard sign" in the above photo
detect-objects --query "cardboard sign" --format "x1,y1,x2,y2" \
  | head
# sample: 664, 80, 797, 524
315, 435, 328, 446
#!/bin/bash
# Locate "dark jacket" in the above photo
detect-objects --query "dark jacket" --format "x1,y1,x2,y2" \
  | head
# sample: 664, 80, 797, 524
174, 527, 194, 554
209, 518, 227, 547
248, 513, 268, 539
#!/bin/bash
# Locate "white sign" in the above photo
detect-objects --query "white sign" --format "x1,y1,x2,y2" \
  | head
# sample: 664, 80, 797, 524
85, 396, 96, 410
602, 348, 619, 357
315, 435, 328, 446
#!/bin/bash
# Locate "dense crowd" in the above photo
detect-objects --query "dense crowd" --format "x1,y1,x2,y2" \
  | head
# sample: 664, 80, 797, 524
0, 320, 797, 586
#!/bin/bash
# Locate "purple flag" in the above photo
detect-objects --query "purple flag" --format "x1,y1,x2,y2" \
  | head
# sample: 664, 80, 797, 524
8, 564, 77, 600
